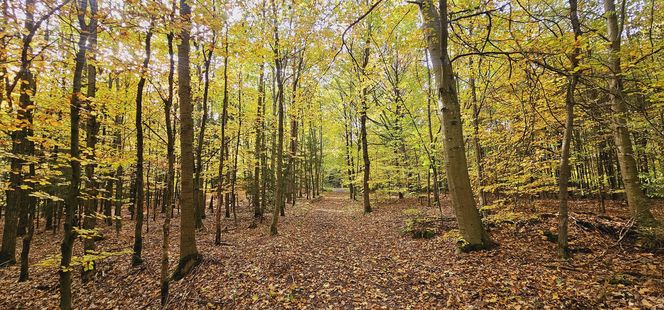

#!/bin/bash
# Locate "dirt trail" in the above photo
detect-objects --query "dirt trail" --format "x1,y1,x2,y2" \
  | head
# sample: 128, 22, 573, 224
0, 192, 662, 308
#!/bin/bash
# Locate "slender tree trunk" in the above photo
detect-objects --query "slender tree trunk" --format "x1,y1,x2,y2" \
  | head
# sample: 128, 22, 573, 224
425, 51, 442, 210
172, 0, 201, 280
195, 38, 214, 229
596, 143, 607, 214
318, 121, 323, 195
469, 57, 486, 208
270, 0, 285, 235
61, 1, 93, 307
132, 27, 152, 266
163, 31, 176, 232
359, 27, 372, 213
17, 1, 39, 275
253, 63, 265, 218
113, 112, 124, 234
343, 103, 355, 199
81, 6, 99, 280
215, 27, 229, 245
231, 78, 243, 225
159, 22, 177, 304
286, 56, 303, 206
557, 0, 582, 259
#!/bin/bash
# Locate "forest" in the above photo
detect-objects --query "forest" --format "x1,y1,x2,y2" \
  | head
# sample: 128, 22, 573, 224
0, 0, 663, 308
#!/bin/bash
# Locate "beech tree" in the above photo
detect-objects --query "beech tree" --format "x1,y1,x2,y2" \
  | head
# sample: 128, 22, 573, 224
418, 0, 493, 250
172, 0, 200, 280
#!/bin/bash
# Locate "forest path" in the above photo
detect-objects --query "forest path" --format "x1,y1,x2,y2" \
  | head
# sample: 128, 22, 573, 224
185, 191, 457, 308
182, 193, 662, 308
2, 192, 662, 308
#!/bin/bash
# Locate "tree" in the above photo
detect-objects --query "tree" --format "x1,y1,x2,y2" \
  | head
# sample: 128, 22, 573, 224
81, 0, 99, 280
61, 0, 96, 307
602, 0, 656, 226
270, 0, 286, 235
215, 25, 230, 245
253, 62, 266, 219
358, 25, 372, 214
1, 0, 67, 268
418, 0, 493, 250
132, 23, 153, 266
556, 0, 583, 259
160, 1, 177, 303
172, 0, 201, 280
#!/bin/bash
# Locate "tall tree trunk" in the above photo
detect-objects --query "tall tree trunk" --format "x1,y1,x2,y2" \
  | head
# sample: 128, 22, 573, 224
418, 0, 493, 250
231, 77, 243, 224
253, 63, 265, 218
195, 37, 214, 229
317, 119, 323, 196
286, 55, 303, 206
342, 102, 356, 200
132, 27, 152, 266
215, 27, 229, 245
16, 0, 40, 279
82, 5, 99, 280
1, 0, 40, 267
469, 57, 486, 208
557, 0, 582, 259
113, 115, 124, 235
173, 0, 201, 280
603, 0, 655, 225
163, 31, 176, 233
359, 27, 372, 213
61, 0, 94, 307
270, 0, 285, 235
160, 25, 176, 303
425, 51, 442, 210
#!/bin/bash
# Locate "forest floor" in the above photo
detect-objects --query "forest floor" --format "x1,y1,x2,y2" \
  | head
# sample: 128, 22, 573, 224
0, 191, 663, 309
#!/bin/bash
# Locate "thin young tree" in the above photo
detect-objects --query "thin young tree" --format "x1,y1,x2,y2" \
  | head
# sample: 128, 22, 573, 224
557, 0, 583, 259
61, 0, 95, 307
270, 0, 286, 235
215, 25, 230, 245
82, 0, 99, 280
132, 23, 153, 266
160, 1, 177, 303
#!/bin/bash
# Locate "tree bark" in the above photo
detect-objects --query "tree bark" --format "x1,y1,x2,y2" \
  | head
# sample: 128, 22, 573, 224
603, 0, 655, 225
195, 36, 215, 229
61, 0, 93, 307
418, 0, 493, 250
556, 0, 582, 259
469, 57, 486, 208
132, 27, 152, 266
253, 63, 265, 218
359, 26, 372, 213
270, 0, 285, 235
424, 51, 441, 210
215, 26, 229, 245
160, 8, 177, 300
82, 3, 99, 280
1, 0, 40, 267
173, 0, 201, 280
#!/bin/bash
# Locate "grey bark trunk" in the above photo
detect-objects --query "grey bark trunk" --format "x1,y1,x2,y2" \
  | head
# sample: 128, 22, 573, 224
603, 0, 655, 225
419, 0, 492, 250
